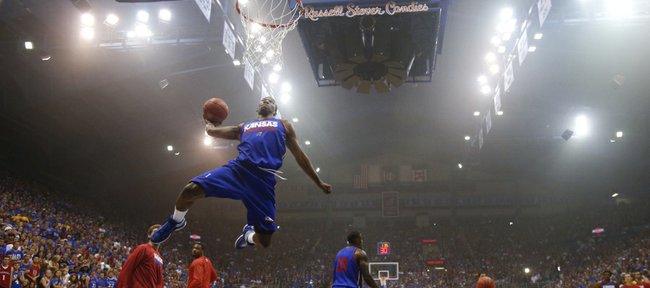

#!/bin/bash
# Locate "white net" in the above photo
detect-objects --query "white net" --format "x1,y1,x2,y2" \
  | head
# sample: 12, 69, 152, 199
236, 0, 302, 73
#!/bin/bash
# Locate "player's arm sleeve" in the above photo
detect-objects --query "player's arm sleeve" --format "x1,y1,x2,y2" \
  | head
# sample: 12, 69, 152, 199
357, 250, 380, 288
209, 264, 217, 283
117, 246, 144, 288
187, 262, 204, 288
205, 123, 242, 141
282, 121, 323, 186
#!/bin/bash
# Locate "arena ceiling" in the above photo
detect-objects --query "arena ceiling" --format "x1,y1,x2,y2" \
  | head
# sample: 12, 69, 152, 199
0, 0, 649, 203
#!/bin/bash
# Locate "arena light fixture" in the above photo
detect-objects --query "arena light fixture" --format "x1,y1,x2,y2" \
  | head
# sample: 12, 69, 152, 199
509, 221, 514, 225
137, 10, 150, 23
473, 111, 481, 116
159, 9, 172, 22
490, 36, 501, 46
134, 24, 153, 38
464, 135, 471, 141
533, 33, 543, 40
174, 152, 180, 156
81, 13, 95, 26
574, 115, 589, 137
304, 140, 311, 146
24, 41, 34, 50
316, 167, 320, 173
611, 193, 619, 198
281, 82, 292, 92
497, 46, 506, 54
616, 131, 623, 138
238, 0, 249, 7
273, 64, 282, 72
500, 8, 514, 20
457, 163, 463, 169
524, 268, 530, 274
41, 55, 51, 61
610, 139, 616, 143
477, 75, 487, 84
232, 59, 241, 66
167, 145, 174, 151
104, 14, 119, 26
497, 111, 504, 116
528, 46, 537, 52
292, 117, 299, 123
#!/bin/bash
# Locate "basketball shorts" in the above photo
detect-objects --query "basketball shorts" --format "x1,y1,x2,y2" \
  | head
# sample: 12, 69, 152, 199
191, 160, 278, 233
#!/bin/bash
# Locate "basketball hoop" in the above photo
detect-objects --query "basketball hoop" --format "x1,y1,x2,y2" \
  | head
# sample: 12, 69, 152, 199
235, 0, 303, 73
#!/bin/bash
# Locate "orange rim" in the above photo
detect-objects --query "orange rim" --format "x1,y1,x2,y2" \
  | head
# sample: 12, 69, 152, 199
235, 0, 304, 29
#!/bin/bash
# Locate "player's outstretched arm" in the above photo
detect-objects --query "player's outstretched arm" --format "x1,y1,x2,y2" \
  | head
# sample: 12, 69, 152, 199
357, 250, 380, 288
282, 120, 332, 194
205, 122, 242, 141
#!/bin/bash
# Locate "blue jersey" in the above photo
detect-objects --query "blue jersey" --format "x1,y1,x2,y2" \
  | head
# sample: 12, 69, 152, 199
236, 118, 286, 170
106, 277, 117, 288
332, 247, 362, 288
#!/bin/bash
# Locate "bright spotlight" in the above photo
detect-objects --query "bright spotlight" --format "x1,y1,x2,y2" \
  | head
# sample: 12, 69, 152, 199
292, 117, 299, 123
611, 193, 619, 198
316, 167, 320, 173
489, 64, 500, 75
497, 111, 504, 116
610, 139, 616, 143
265, 50, 275, 58
268, 72, 280, 83
137, 10, 150, 23
524, 268, 530, 274
528, 46, 537, 52
238, 0, 249, 6
203, 136, 213, 146
280, 94, 290, 104
484, 52, 496, 63
159, 9, 172, 22
304, 140, 311, 146
608, 0, 634, 18
81, 13, 95, 26
273, 64, 282, 72
167, 145, 174, 151
24, 41, 34, 50
497, 46, 506, 54
126, 31, 136, 38
616, 131, 623, 138
500, 8, 514, 20
501, 33, 512, 41
473, 111, 481, 116
41, 55, 51, 61
457, 163, 463, 169
574, 115, 589, 137
533, 33, 543, 40
232, 59, 241, 66
480, 85, 492, 95
464, 135, 471, 141
104, 14, 119, 26
477, 75, 487, 84
260, 58, 269, 64
80, 27, 95, 40
509, 221, 514, 225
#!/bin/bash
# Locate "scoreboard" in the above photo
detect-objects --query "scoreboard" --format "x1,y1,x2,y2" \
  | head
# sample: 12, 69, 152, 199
377, 242, 390, 255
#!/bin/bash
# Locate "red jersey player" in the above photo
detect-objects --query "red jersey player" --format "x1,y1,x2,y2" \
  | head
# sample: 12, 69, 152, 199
188, 243, 217, 288
0, 256, 11, 288
621, 273, 640, 288
117, 225, 164, 288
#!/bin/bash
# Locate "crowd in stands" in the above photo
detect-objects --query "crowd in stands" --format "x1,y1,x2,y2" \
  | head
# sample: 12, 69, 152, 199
2, 173, 649, 288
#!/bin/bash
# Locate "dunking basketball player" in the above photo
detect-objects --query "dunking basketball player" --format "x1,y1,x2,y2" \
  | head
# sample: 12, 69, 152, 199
150, 97, 332, 248
332, 232, 379, 288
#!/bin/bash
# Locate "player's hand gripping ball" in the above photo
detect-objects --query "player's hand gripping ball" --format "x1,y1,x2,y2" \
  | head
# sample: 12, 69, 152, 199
476, 276, 495, 288
203, 98, 229, 125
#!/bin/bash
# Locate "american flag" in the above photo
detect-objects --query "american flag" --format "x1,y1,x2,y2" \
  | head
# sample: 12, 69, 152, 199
354, 165, 368, 189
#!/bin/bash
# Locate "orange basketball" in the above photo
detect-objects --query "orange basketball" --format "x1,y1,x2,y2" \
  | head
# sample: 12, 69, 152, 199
476, 276, 495, 288
203, 98, 229, 124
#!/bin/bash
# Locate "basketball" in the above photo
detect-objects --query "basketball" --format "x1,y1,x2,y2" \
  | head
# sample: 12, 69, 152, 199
476, 276, 495, 288
203, 98, 229, 124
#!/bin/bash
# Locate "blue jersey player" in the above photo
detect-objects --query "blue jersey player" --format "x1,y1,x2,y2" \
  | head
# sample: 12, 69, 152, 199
332, 232, 379, 288
151, 97, 332, 248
